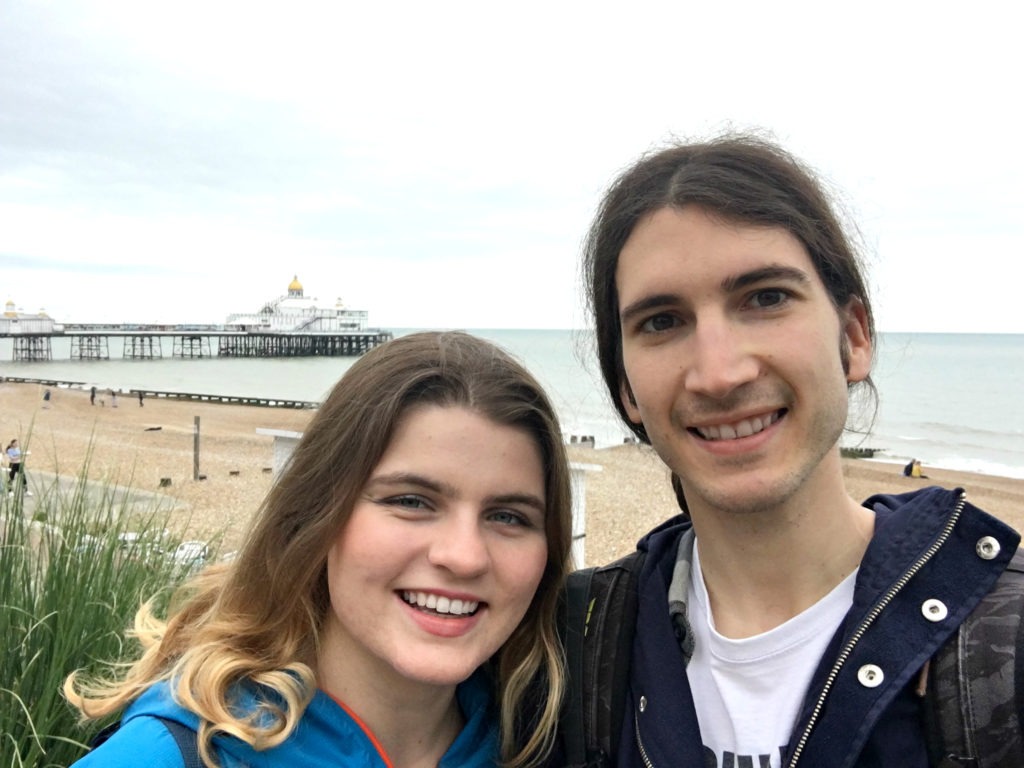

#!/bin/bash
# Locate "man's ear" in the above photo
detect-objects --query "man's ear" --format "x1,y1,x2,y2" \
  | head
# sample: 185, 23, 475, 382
620, 378, 643, 423
842, 297, 872, 383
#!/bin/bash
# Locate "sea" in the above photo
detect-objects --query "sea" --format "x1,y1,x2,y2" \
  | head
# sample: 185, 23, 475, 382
1, 330, 1021, 479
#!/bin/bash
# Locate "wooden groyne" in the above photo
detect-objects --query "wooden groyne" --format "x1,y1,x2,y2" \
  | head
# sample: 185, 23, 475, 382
0, 377, 318, 410
841, 446, 881, 459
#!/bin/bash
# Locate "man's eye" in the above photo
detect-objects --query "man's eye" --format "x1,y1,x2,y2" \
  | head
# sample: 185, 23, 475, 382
750, 289, 788, 309
640, 314, 678, 333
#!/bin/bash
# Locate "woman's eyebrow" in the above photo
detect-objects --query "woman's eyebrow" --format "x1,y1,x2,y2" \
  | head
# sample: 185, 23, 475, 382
365, 472, 451, 495
486, 493, 546, 513
367, 474, 545, 512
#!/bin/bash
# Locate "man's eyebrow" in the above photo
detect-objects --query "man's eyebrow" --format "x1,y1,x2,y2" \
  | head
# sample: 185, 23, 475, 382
619, 294, 679, 325
722, 265, 810, 293
619, 266, 811, 325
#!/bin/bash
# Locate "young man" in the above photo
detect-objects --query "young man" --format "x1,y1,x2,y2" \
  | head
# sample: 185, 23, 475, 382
572, 136, 1022, 768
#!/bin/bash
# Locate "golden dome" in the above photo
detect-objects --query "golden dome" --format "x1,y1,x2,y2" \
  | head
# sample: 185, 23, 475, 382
288, 275, 303, 292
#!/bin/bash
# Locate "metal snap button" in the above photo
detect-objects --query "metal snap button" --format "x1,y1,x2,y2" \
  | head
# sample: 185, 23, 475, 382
976, 536, 1001, 560
921, 599, 948, 622
638, 695, 647, 713
857, 664, 884, 688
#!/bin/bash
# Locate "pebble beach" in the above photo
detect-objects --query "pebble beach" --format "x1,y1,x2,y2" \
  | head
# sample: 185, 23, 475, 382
3, 380, 1022, 566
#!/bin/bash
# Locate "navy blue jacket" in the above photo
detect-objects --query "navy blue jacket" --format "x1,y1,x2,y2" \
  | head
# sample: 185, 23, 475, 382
619, 487, 1020, 768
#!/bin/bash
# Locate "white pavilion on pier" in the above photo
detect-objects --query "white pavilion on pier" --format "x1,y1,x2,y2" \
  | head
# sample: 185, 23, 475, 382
0, 299, 59, 334
225, 276, 369, 333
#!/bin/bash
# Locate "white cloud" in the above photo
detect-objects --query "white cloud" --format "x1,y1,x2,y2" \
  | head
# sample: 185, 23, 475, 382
2, 0, 1022, 331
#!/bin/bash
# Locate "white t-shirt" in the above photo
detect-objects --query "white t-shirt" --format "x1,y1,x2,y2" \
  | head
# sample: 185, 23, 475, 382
687, 542, 856, 768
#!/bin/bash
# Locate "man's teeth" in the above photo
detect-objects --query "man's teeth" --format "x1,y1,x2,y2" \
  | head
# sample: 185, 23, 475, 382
402, 591, 479, 616
696, 411, 780, 441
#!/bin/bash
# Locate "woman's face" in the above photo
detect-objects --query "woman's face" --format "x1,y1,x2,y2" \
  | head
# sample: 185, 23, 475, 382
318, 405, 549, 696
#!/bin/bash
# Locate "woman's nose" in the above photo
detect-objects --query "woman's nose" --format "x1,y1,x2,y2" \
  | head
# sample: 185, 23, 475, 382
427, 513, 490, 578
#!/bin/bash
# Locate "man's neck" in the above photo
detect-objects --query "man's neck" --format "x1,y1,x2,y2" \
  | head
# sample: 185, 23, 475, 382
688, 464, 875, 639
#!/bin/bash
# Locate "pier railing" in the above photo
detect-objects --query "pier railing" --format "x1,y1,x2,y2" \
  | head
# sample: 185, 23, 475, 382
0, 325, 394, 361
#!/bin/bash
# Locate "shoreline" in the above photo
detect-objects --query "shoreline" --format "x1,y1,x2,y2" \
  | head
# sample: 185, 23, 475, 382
3, 380, 1021, 566
570, 443, 1024, 566
852, 453, 1024, 483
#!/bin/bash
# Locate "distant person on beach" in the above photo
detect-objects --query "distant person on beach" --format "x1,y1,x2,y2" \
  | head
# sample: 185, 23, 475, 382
110, 389, 118, 408
137, 390, 144, 407
90, 385, 96, 405
902, 458, 929, 478
43, 388, 51, 408
554, 135, 1024, 767
5, 439, 30, 496
66, 331, 571, 768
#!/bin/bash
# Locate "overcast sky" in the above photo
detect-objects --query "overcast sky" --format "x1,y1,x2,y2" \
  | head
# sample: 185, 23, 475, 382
2, 1, 1021, 333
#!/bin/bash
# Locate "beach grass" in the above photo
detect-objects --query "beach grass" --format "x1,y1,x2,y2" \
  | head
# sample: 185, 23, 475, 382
0, 466, 203, 768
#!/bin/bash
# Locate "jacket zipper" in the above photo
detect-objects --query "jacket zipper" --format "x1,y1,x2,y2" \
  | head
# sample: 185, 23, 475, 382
785, 491, 967, 768
635, 714, 655, 768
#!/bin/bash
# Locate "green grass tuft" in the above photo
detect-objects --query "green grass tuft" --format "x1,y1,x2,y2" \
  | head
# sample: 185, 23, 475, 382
0, 467, 210, 767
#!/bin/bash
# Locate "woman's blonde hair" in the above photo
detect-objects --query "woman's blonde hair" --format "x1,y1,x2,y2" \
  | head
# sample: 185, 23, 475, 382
66, 331, 571, 767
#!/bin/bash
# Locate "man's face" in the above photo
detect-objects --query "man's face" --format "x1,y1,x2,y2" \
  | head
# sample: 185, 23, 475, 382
615, 206, 871, 517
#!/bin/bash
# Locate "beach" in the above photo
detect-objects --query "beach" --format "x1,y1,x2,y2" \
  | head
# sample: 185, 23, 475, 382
575, 441, 1024, 566
2, 380, 1022, 565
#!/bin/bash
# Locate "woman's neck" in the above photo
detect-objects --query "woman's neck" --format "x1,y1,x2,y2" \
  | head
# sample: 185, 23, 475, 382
318, 655, 465, 768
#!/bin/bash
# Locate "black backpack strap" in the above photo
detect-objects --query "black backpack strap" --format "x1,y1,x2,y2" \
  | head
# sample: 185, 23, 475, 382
90, 715, 203, 768
926, 547, 1024, 768
154, 716, 204, 768
561, 566, 595, 768
89, 720, 121, 748
559, 551, 646, 768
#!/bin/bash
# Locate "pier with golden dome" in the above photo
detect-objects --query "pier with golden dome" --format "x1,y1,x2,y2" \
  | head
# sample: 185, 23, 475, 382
0, 277, 392, 361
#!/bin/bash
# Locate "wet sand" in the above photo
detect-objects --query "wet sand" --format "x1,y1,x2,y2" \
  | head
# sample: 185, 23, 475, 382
2, 380, 1021, 564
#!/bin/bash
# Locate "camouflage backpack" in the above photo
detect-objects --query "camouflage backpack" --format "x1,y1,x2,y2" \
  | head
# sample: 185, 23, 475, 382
925, 547, 1024, 767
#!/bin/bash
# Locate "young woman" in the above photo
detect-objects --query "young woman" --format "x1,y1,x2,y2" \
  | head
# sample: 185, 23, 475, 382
66, 331, 572, 768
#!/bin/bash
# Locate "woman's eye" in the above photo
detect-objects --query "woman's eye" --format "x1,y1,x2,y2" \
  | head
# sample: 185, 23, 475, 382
488, 509, 531, 528
640, 313, 678, 333
386, 495, 429, 509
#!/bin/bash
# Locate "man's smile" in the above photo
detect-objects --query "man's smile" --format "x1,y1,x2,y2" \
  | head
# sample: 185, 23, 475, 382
688, 409, 785, 441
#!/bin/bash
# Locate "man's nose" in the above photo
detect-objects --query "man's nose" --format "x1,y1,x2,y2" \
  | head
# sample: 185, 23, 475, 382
683, 319, 760, 399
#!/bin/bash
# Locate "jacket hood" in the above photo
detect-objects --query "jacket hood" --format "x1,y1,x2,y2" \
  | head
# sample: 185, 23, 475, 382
636, 513, 690, 558
119, 672, 498, 767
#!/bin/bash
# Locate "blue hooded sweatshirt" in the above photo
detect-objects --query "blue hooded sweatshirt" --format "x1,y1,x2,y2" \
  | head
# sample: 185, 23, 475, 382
73, 672, 498, 768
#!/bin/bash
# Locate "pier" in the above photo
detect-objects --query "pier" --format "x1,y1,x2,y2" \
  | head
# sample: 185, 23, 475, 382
0, 276, 392, 362
0, 325, 394, 362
